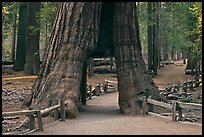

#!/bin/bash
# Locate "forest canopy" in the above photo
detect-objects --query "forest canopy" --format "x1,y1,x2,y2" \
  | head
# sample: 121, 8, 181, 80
2, 2, 202, 65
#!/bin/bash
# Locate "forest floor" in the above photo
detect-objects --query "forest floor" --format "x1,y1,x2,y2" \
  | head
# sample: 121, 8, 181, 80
2, 60, 202, 135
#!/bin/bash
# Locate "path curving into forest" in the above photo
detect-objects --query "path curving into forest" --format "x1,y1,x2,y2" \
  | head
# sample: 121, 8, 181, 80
30, 61, 202, 135
30, 91, 201, 135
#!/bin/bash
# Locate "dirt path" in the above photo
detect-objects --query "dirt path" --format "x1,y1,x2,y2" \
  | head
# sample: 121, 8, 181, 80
153, 61, 193, 90
30, 61, 202, 135
31, 91, 201, 135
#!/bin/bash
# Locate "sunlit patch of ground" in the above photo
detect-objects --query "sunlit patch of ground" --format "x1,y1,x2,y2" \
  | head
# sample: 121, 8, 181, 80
2, 76, 37, 81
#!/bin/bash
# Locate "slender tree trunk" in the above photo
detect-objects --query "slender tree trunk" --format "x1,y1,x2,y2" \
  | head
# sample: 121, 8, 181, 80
171, 45, 175, 60
153, 2, 158, 75
88, 58, 95, 77
22, 2, 102, 119
80, 61, 87, 105
14, 2, 29, 71
45, 21, 48, 47
162, 39, 168, 61
157, 2, 161, 69
25, 2, 41, 75
160, 4, 168, 62
12, 3, 17, 62
147, 2, 153, 71
113, 2, 165, 115
171, 3, 175, 61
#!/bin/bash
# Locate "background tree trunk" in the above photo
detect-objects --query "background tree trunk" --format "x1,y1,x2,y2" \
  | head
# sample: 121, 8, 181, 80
152, 2, 158, 75
12, 2, 17, 62
113, 2, 165, 115
14, 2, 29, 71
22, 2, 102, 119
147, 2, 153, 71
80, 61, 87, 105
25, 2, 41, 75
186, 47, 197, 75
162, 38, 168, 61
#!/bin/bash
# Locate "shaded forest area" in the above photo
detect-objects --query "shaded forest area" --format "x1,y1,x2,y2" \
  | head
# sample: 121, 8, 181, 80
2, 2, 202, 75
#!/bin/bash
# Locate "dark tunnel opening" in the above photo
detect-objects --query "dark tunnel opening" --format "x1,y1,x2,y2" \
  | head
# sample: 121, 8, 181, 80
91, 2, 114, 58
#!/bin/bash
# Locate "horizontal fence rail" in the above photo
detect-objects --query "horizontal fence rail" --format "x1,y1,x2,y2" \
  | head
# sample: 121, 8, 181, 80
2, 110, 37, 117
176, 101, 202, 110
147, 98, 172, 109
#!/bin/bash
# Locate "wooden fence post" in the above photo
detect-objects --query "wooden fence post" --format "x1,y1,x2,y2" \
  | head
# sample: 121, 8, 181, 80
99, 83, 101, 95
28, 107, 35, 130
148, 96, 153, 112
89, 85, 92, 99
183, 81, 187, 92
105, 81, 108, 93
36, 110, 43, 131
95, 84, 100, 96
172, 101, 176, 121
142, 96, 148, 115
178, 107, 182, 121
185, 81, 188, 92
60, 99, 65, 121
54, 100, 59, 121
189, 80, 193, 90
101, 83, 104, 94
177, 102, 182, 121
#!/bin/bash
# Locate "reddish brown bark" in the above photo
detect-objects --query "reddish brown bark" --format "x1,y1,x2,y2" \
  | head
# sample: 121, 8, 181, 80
23, 2, 102, 118
113, 2, 165, 115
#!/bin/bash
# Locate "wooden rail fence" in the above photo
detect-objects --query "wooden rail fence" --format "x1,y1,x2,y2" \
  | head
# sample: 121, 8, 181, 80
104, 79, 118, 93
2, 99, 66, 133
141, 96, 202, 122
163, 78, 201, 93
87, 79, 118, 99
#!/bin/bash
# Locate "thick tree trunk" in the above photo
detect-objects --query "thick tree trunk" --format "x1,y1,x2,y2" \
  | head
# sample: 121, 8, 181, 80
22, 2, 102, 118
24, 2, 41, 75
113, 3, 165, 115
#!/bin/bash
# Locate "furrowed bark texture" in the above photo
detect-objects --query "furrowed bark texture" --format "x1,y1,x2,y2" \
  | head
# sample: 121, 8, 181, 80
113, 3, 165, 115
23, 2, 102, 118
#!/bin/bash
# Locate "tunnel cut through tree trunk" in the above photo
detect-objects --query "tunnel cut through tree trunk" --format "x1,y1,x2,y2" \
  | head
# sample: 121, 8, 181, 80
23, 2, 165, 118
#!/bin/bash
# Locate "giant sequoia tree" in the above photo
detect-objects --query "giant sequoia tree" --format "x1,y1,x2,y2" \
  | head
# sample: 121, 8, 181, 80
23, 2, 165, 118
